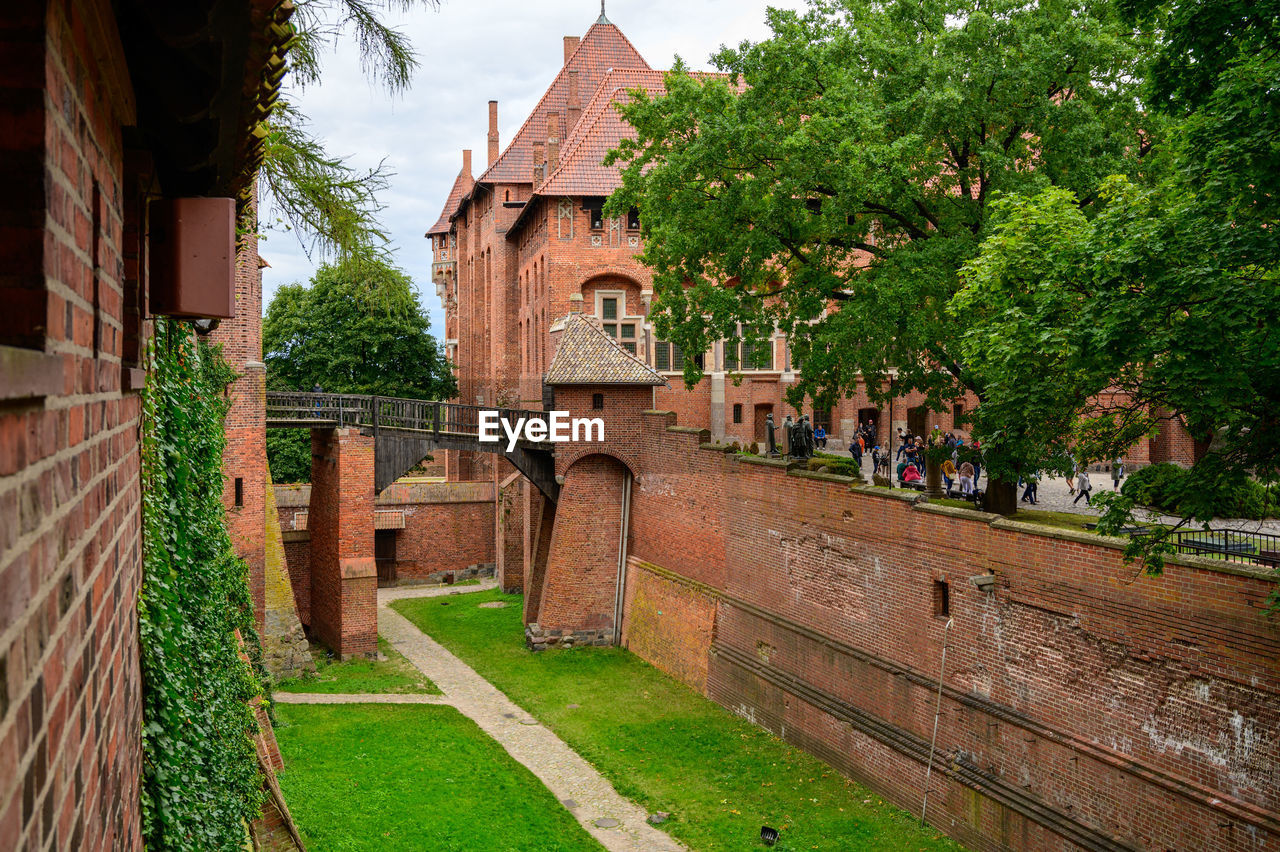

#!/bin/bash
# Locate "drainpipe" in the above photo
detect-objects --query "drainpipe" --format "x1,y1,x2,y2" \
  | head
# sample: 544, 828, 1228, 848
612, 471, 633, 645
921, 616, 954, 827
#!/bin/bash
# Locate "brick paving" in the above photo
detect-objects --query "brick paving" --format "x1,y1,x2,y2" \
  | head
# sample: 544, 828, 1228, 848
278, 579, 684, 852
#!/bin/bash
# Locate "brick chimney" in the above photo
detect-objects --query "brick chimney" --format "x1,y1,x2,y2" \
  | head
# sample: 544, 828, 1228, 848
567, 71, 582, 132
563, 36, 579, 64
462, 148, 472, 176
547, 111, 561, 173
533, 141, 546, 185
487, 100, 499, 166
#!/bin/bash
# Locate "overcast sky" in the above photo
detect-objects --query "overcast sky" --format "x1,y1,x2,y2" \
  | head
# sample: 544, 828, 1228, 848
260, 0, 808, 335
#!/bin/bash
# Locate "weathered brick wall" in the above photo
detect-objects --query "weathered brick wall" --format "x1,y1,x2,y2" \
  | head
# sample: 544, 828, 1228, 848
210, 203, 267, 628
308, 429, 377, 658
620, 559, 718, 694
0, 2, 145, 848
534, 453, 629, 642
281, 531, 310, 627
275, 481, 497, 589
497, 477, 526, 593
624, 416, 1280, 852
380, 481, 495, 582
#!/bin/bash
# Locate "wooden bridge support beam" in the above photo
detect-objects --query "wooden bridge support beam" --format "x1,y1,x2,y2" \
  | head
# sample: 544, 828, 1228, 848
308, 428, 378, 659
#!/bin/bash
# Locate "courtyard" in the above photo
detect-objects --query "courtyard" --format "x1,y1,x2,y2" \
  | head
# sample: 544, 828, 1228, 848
272, 584, 963, 851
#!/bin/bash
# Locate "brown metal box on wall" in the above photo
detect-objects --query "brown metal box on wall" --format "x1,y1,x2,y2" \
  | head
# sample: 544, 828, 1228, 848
149, 197, 237, 318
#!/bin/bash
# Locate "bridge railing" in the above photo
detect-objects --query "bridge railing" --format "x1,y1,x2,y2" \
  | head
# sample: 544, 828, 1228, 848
264, 392, 372, 426
266, 392, 551, 447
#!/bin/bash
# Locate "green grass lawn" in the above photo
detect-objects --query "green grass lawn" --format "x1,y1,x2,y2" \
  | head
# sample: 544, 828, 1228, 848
275, 703, 603, 851
275, 637, 439, 694
392, 590, 963, 852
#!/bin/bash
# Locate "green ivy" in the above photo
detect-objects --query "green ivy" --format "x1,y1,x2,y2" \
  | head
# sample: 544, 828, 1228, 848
139, 318, 265, 850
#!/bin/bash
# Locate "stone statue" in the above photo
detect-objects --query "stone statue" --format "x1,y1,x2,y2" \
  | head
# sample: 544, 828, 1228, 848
765, 413, 779, 456
783, 415, 795, 457
802, 415, 815, 458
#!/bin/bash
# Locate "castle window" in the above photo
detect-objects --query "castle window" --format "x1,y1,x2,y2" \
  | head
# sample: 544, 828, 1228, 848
601, 297, 618, 320
592, 393, 604, 410
627, 207, 640, 230
583, 197, 605, 230
812, 407, 832, 434
654, 340, 703, 373
733, 403, 743, 424
234, 478, 244, 507
933, 580, 950, 617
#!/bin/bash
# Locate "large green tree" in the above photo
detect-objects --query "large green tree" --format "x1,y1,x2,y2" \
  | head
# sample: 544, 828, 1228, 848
264, 262, 456, 481
607, 0, 1155, 506
956, 0, 1279, 564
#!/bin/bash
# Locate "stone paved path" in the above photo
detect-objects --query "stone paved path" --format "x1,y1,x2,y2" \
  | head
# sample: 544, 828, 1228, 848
279, 579, 683, 852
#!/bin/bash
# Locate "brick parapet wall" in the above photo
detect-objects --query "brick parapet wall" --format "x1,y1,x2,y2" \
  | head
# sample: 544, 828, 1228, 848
622, 419, 1280, 851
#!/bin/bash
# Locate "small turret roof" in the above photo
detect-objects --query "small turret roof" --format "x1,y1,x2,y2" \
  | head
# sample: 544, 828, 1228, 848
545, 313, 666, 386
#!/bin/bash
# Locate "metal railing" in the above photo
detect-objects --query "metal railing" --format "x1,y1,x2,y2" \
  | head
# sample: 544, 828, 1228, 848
1172, 529, 1280, 569
264, 391, 550, 448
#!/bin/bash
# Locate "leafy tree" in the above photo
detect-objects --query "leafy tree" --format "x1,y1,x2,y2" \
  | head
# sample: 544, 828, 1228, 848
264, 262, 456, 481
956, 0, 1279, 566
261, 0, 439, 262
606, 0, 1154, 509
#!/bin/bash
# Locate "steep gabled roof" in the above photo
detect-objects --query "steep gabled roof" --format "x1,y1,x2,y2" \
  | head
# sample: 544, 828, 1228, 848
545, 313, 666, 386
477, 20, 650, 186
538, 68, 666, 197
427, 160, 474, 236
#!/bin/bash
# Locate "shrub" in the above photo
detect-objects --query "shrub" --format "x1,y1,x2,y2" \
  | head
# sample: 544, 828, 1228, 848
1122, 462, 1277, 520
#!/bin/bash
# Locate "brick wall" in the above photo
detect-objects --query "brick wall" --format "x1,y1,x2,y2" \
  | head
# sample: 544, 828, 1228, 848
209, 206, 267, 628
281, 531, 310, 627
533, 453, 629, 645
0, 1, 145, 848
380, 481, 495, 582
621, 415, 1280, 851
275, 480, 497, 591
307, 429, 377, 658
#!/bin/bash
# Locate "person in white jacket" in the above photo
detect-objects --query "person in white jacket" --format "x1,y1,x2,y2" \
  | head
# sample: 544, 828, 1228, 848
1073, 470, 1093, 505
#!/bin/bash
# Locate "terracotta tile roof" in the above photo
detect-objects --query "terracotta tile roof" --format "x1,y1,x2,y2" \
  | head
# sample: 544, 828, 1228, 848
538, 68, 666, 196
427, 165, 474, 236
477, 21, 650, 186
545, 314, 666, 386
538, 69, 740, 197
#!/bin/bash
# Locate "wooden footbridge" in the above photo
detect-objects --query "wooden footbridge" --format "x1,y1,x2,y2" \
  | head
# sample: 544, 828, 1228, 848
265, 392, 559, 499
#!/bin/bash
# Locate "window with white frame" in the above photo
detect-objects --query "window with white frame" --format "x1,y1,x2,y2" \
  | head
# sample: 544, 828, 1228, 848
596, 291, 639, 355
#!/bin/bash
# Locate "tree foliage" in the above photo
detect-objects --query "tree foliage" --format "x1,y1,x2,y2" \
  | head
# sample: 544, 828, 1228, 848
607, 0, 1154, 451
958, 0, 1280, 567
264, 262, 456, 482
260, 0, 438, 261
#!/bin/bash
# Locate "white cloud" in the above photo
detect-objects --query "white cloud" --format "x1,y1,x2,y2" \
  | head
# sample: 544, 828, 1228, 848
260, 0, 808, 337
